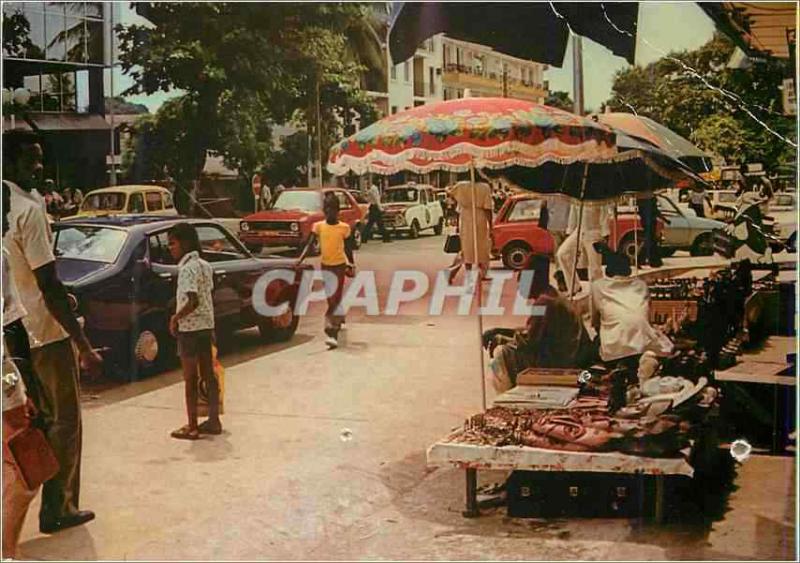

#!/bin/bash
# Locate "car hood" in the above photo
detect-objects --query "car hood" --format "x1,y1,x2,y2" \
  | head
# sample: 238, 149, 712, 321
244, 209, 319, 221
383, 202, 414, 212
690, 216, 726, 229
56, 258, 111, 286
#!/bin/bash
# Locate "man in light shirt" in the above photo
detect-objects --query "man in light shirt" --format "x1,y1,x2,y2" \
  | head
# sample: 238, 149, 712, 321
556, 200, 613, 294
3, 132, 102, 535
361, 183, 390, 243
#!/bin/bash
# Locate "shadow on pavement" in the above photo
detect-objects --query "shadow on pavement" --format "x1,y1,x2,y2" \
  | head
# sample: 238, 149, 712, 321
81, 328, 315, 409
378, 448, 742, 559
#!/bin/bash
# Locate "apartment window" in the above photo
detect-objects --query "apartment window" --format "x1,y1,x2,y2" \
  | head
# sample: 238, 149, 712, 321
429, 68, 435, 95
391, 106, 398, 115
391, 64, 397, 80
404, 61, 410, 82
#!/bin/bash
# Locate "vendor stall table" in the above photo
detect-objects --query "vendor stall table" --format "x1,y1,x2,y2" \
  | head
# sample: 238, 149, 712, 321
427, 385, 697, 521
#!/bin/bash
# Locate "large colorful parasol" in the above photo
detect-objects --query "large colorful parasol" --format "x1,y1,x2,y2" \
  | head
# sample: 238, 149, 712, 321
327, 98, 618, 177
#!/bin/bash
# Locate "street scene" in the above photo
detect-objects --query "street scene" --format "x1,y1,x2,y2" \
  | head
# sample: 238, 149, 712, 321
1, 1, 798, 561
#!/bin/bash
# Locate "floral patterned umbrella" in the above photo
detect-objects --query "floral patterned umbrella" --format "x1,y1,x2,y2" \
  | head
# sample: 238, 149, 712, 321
327, 98, 618, 178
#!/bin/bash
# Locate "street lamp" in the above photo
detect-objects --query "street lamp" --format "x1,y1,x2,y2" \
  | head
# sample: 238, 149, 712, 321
12, 87, 31, 106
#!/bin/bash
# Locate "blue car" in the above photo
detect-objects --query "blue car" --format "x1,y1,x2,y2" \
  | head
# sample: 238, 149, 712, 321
53, 216, 309, 380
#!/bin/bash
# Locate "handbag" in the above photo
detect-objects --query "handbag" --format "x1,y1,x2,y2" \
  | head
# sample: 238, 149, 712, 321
5, 418, 59, 491
444, 224, 461, 254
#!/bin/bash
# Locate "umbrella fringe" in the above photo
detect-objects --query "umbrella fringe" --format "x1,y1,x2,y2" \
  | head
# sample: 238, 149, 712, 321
328, 140, 629, 176
329, 146, 686, 180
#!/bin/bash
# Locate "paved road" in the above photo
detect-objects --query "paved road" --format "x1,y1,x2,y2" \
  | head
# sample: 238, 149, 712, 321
17, 235, 796, 560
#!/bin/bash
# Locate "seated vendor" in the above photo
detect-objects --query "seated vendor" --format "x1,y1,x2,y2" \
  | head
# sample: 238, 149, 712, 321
485, 258, 596, 393
590, 244, 673, 367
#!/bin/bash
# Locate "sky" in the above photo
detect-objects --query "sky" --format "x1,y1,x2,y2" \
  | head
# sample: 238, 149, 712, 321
112, 2, 718, 113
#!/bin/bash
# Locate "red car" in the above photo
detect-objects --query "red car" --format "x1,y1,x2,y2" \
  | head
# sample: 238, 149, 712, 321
492, 194, 664, 269
239, 188, 365, 254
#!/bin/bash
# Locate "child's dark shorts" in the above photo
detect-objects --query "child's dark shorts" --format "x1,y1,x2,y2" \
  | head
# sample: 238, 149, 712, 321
177, 329, 214, 359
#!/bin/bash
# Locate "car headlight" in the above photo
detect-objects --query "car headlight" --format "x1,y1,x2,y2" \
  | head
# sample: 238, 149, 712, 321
240, 221, 250, 232
397, 215, 407, 226
290, 222, 299, 232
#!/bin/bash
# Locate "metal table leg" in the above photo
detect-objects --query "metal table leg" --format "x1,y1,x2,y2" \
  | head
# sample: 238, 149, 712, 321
462, 467, 480, 518
653, 475, 665, 524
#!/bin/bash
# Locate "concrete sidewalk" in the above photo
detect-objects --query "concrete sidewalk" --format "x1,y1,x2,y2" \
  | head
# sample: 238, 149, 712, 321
17, 317, 796, 561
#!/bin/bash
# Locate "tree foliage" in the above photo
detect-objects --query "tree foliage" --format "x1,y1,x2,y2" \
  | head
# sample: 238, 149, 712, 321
607, 33, 796, 170
117, 2, 381, 191
545, 91, 574, 112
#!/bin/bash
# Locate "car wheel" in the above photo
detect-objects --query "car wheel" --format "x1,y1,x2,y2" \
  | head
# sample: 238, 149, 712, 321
433, 217, 444, 235
502, 242, 533, 270
618, 232, 644, 264
353, 223, 363, 249
690, 233, 715, 257
245, 243, 263, 255
409, 220, 420, 239
117, 316, 173, 381
257, 279, 300, 342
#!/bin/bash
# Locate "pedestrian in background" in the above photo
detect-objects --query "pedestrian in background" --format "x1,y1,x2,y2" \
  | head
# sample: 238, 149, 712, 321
361, 183, 390, 243
556, 200, 612, 294
3, 132, 101, 534
167, 222, 221, 440
689, 184, 707, 217
636, 192, 664, 268
259, 182, 272, 211
299, 193, 356, 349
448, 177, 493, 280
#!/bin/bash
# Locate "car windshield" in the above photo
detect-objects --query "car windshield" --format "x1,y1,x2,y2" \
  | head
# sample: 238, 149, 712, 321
507, 199, 541, 221
385, 188, 418, 203
81, 192, 126, 212
54, 226, 127, 263
271, 191, 322, 212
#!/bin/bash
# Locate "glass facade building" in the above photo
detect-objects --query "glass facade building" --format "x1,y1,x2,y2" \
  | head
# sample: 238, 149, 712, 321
2, 2, 111, 187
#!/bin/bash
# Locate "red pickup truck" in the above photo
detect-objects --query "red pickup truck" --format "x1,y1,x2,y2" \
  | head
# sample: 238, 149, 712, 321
492, 194, 664, 269
239, 188, 365, 255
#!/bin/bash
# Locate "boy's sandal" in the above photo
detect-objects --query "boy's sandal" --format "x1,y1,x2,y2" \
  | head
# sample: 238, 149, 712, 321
198, 419, 223, 435
171, 425, 200, 440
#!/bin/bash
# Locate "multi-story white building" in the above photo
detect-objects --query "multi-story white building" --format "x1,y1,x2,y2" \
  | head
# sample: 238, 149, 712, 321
364, 34, 550, 120
441, 37, 549, 103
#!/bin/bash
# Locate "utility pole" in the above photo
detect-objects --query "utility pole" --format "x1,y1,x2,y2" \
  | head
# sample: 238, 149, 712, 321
572, 35, 584, 116
108, 2, 117, 185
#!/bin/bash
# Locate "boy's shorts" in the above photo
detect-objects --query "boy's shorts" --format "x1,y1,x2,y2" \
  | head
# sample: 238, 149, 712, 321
177, 329, 214, 359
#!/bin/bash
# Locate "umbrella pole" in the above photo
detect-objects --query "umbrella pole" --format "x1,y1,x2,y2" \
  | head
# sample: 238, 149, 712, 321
634, 198, 639, 274
470, 162, 487, 412
569, 162, 590, 300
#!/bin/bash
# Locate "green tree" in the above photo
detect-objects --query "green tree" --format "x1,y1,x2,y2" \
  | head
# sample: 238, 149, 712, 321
117, 2, 381, 193
607, 33, 796, 170
262, 131, 310, 188
545, 91, 574, 112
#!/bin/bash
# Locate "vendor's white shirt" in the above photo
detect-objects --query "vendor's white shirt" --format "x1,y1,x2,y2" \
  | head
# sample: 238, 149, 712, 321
3, 180, 68, 348
566, 201, 612, 237
591, 276, 673, 361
